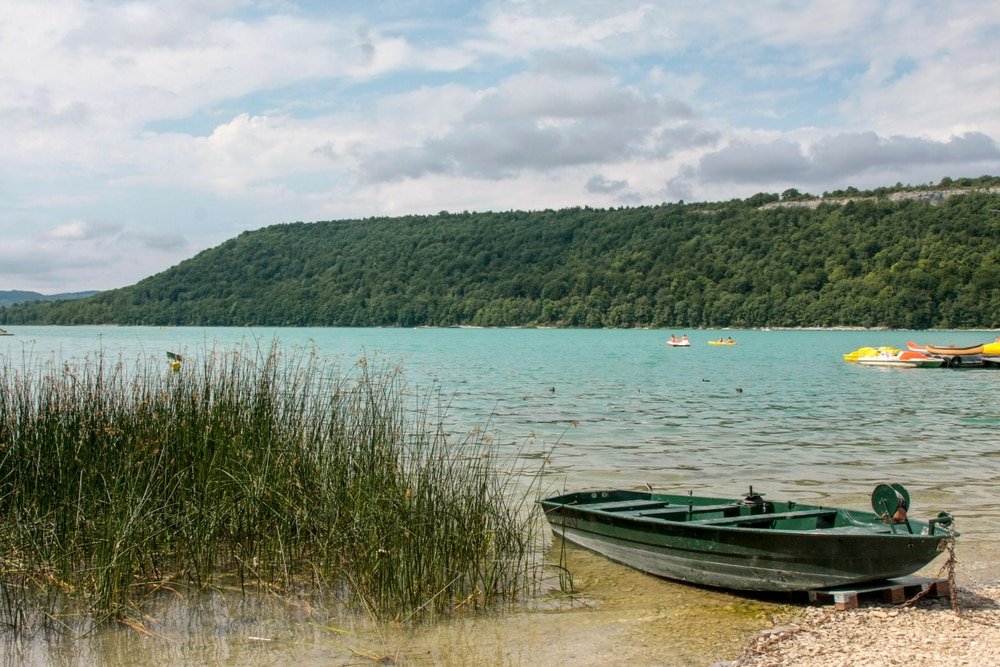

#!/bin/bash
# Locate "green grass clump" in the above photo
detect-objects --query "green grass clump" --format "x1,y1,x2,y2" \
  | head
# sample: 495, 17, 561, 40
0, 344, 541, 628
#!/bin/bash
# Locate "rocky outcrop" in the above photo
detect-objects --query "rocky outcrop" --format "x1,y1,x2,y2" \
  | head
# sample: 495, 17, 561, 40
760, 186, 1000, 210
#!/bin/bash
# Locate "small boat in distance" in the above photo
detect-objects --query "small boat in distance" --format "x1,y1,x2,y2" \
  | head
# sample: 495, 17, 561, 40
667, 335, 690, 347
912, 342, 983, 356
541, 484, 955, 592
856, 349, 944, 369
843, 346, 899, 362
907, 340, 1000, 355
906, 340, 1000, 368
0, 328, 11, 336
708, 337, 736, 346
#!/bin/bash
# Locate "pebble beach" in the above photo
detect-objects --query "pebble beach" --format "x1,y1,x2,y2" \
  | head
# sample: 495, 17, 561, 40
727, 584, 1000, 667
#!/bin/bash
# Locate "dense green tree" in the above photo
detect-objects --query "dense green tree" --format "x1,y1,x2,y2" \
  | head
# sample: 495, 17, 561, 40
3, 179, 1000, 329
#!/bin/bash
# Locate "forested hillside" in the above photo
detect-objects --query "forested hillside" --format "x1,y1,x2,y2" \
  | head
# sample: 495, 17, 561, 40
0, 290, 99, 307
3, 179, 999, 329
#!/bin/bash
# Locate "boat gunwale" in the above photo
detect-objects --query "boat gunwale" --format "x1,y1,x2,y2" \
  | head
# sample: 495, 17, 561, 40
545, 506, 944, 539
540, 491, 952, 541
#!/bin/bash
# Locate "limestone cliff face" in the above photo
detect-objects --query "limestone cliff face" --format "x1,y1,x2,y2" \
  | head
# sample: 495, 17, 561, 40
761, 186, 1000, 209
887, 187, 1000, 203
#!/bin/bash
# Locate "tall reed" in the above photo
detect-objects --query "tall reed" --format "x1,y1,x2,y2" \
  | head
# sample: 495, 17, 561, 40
0, 344, 543, 629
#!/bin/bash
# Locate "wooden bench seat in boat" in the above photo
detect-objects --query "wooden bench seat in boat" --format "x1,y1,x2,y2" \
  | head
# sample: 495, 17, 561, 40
619, 503, 744, 520
583, 499, 672, 512
584, 500, 745, 519
690, 508, 839, 526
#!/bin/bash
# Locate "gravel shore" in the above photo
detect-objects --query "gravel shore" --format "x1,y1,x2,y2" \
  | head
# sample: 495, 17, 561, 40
724, 584, 1000, 667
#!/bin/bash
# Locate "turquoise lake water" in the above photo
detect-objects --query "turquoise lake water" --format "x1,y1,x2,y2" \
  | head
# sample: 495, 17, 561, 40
3, 326, 997, 577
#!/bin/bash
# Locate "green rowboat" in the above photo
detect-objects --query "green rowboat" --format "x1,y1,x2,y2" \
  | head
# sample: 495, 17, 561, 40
540, 484, 955, 592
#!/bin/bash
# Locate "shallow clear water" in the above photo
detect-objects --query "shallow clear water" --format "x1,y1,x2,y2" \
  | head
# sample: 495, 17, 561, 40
6, 327, 993, 529
2, 326, 997, 664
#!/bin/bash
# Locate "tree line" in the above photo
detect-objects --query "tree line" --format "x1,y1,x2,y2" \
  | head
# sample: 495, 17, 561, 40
3, 176, 999, 329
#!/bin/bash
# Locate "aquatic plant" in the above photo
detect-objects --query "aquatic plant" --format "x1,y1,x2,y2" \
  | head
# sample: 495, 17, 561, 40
0, 344, 543, 629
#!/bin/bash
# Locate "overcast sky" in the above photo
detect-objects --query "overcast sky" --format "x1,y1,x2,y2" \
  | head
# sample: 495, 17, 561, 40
3, 1, 999, 293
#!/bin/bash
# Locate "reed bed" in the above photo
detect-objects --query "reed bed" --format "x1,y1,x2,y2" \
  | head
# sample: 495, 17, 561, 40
0, 344, 543, 630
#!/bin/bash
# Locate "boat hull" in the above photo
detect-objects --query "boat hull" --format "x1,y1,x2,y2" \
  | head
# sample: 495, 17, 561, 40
541, 490, 951, 592
850, 348, 943, 368
857, 357, 943, 369
924, 343, 984, 356
844, 346, 900, 362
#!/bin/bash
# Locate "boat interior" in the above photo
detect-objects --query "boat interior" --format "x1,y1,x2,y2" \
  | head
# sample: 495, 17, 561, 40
545, 491, 933, 534
578, 497, 844, 530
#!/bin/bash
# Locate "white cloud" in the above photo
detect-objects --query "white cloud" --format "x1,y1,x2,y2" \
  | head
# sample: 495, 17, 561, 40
360, 67, 696, 182
696, 131, 1000, 190
699, 139, 810, 184
0, 1, 999, 292
47, 220, 122, 241
809, 132, 1000, 178
0, 223, 191, 292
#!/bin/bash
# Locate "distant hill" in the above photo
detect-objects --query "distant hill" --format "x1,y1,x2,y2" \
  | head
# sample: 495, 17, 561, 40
2, 176, 999, 329
0, 290, 100, 308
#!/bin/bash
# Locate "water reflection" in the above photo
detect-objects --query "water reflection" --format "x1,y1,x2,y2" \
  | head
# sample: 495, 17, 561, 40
3, 543, 796, 666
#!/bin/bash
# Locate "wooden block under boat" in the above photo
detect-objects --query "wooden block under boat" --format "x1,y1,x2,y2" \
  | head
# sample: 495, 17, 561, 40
807, 576, 951, 610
